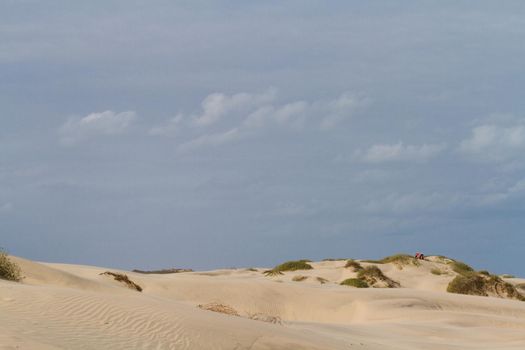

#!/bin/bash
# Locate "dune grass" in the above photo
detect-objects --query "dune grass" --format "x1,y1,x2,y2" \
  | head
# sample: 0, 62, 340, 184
362, 254, 420, 269
292, 275, 308, 282
264, 260, 313, 276
357, 266, 400, 288
430, 268, 444, 275
340, 278, 369, 288
345, 259, 364, 271
322, 258, 347, 261
447, 273, 525, 301
198, 302, 239, 316
100, 271, 143, 292
316, 277, 328, 284
263, 269, 284, 276
0, 249, 21, 282
450, 261, 475, 276
501, 274, 515, 279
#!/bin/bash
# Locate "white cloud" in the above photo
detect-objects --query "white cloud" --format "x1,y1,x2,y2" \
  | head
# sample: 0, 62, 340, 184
319, 92, 364, 130
459, 122, 525, 162
150, 89, 367, 152
149, 114, 184, 137
355, 142, 446, 163
191, 89, 276, 127
177, 128, 242, 153
59, 110, 137, 145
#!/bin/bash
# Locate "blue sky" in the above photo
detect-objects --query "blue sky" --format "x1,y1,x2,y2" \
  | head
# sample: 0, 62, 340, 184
2, 1, 525, 274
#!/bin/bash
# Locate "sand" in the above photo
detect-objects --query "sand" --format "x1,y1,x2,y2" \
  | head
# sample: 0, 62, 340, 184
1, 256, 525, 349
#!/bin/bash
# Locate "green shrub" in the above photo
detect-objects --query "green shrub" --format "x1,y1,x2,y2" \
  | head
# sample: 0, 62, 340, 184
345, 259, 363, 271
447, 274, 487, 296
450, 261, 475, 276
357, 266, 400, 288
363, 254, 420, 268
478, 270, 490, 276
430, 268, 443, 275
340, 278, 369, 288
447, 274, 525, 301
273, 260, 313, 272
0, 250, 22, 282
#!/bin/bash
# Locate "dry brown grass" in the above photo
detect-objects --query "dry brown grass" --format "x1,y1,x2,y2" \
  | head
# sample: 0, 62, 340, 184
345, 259, 363, 271
316, 277, 329, 284
198, 302, 240, 316
292, 275, 308, 282
357, 266, 400, 288
0, 250, 22, 282
100, 271, 143, 292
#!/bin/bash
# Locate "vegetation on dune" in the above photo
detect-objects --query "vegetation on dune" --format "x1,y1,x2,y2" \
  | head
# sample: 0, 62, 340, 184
322, 258, 346, 261
263, 269, 284, 276
245, 268, 258, 272
340, 278, 369, 288
275, 260, 313, 271
345, 259, 364, 271
478, 270, 490, 276
316, 277, 328, 284
362, 254, 421, 269
198, 302, 239, 316
292, 275, 308, 282
450, 261, 475, 276
357, 266, 400, 288
0, 249, 22, 282
501, 274, 515, 279
430, 268, 444, 275
100, 271, 143, 292
447, 273, 525, 301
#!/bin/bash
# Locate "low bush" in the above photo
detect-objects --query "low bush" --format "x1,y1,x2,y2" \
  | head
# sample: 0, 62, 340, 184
100, 271, 142, 292
340, 278, 369, 288
357, 266, 400, 288
447, 274, 525, 301
292, 275, 308, 282
273, 260, 313, 272
363, 254, 420, 269
0, 249, 22, 282
430, 268, 443, 275
450, 261, 475, 276
345, 259, 363, 271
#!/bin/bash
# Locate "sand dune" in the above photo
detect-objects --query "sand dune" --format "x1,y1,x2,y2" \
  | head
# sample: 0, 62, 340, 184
1, 256, 525, 349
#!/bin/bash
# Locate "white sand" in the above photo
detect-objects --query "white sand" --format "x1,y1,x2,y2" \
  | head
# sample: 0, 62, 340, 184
1, 256, 525, 349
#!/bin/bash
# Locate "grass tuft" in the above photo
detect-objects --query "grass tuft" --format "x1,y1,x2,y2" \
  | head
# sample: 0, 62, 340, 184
263, 269, 284, 276
362, 254, 420, 269
0, 249, 22, 282
430, 268, 444, 275
345, 259, 364, 271
198, 302, 239, 316
340, 278, 369, 288
357, 266, 400, 288
447, 274, 525, 301
450, 261, 475, 276
292, 275, 308, 282
316, 277, 328, 284
100, 271, 142, 292
273, 260, 314, 272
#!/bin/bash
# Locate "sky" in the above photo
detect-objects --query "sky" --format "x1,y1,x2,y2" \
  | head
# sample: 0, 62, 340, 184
2, 1, 525, 275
